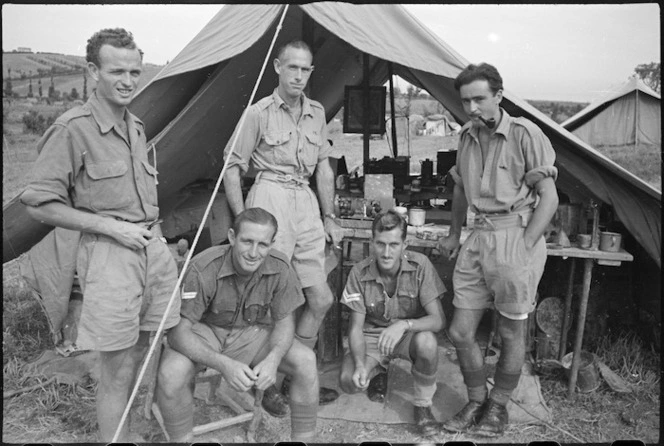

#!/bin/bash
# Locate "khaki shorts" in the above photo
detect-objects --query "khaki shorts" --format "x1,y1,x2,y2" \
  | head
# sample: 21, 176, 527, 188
187, 322, 271, 368
452, 222, 547, 315
76, 233, 181, 351
246, 179, 326, 288
362, 329, 414, 369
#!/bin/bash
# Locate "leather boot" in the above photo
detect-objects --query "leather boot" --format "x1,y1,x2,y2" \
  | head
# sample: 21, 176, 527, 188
366, 372, 388, 403
261, 385, 288, 418
281, 375, 339, 406
441, 400, 486, 433
414, 405, 439, 436
472, 399, 508, 437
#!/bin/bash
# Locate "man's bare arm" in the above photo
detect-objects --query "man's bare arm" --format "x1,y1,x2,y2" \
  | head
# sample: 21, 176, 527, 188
26, 201, 153, 250
223, 165, 245, 217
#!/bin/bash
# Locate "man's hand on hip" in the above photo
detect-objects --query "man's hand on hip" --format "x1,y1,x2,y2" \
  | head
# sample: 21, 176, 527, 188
106, 220, 155, 250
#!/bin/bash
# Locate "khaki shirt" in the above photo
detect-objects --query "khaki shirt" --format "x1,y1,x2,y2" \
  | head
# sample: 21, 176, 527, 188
180, 245, 305, 329
224, 89, 332, 178
449, 109, 558, 215
341, 251, 446, 328
21, 92, 159, 222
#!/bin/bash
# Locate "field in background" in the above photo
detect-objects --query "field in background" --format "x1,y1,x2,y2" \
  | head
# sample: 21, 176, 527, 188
2, 97, 660, 443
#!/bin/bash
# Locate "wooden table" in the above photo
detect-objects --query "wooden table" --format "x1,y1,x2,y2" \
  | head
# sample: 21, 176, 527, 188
334, 221, 633, 397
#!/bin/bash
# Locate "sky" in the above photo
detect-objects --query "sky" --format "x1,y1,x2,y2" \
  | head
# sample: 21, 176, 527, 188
2, 3, 660, 103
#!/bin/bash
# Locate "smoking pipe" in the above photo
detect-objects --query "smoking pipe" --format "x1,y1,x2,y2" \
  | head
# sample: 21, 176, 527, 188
478, 115, 496, 129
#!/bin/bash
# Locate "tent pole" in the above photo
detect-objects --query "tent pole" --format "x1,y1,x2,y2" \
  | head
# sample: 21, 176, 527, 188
388, 62, 398, 157
634, 86, 640, 148
363, 53, 370, 170
110, 4, 293, 443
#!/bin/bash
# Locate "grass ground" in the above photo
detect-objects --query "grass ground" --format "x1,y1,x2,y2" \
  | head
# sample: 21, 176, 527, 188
2, 99, 661, 443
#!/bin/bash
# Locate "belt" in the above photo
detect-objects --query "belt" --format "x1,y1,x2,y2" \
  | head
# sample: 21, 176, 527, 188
255, 171, 310, 187
115, 218, 162, 230
473, 211, 532, 231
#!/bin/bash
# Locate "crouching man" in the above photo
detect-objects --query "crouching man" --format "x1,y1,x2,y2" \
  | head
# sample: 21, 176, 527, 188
156, 208, 318, 442
339, 210, 447, 436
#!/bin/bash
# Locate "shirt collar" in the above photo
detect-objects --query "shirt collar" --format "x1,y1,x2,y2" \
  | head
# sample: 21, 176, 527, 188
468, 107, 512, 141
360, 252, 416, 282
87, 91, 144, 135
216, 246, 280, 279
272, 88, 314, 117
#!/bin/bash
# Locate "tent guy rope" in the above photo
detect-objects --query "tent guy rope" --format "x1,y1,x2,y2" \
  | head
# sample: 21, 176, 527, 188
111, 4, 291, 441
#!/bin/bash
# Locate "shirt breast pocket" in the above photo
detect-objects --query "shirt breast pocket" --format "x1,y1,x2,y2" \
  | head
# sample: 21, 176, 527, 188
264, 131, 292, 165
396, 278, 420, 318
302, 131, 322, 169
140, 160, 159, 206
244, 291, 271, 325
85, 161, 133, 211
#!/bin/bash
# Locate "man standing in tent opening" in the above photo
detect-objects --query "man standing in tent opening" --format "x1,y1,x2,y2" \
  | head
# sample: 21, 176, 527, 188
437, 63, 558, 437
224, 40, 341, 415
20, 29, 181, 442
339, 210, 446, 436
156, 208, 319, 442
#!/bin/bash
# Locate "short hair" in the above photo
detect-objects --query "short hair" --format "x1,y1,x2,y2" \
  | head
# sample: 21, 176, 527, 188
86, 28, 143, 67
372, 209, 407, 241
454, 63, 503, 94
276, 40, 313, 61
232, 207, 278, 238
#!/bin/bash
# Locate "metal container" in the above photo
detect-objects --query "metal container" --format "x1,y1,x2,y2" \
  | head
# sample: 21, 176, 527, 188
599, 231, 622, 252
561, 351, 600, 393
408, 208, 426, 226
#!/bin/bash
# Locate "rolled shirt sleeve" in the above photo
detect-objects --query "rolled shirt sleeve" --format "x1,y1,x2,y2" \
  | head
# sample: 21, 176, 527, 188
416, 258, 447, 310
522, 125, 558, 187
269, 266, 306, 321
223, 106, 262, 175
179, 266, 211, 324
341, 266, 367, 314
20, 124, 80, 208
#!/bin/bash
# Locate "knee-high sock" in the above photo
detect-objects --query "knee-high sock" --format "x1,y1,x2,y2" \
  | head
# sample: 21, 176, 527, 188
411, 368, 437, 407
490, 368, 521, 406
461, 364, 488, 402
290, 400, 317, 442
295, 333, 317, 350
160, 399, 194, 442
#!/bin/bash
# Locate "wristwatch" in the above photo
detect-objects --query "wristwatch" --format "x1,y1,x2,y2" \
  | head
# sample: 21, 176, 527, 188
324, 213, 337, 220
405, 319, 414, 331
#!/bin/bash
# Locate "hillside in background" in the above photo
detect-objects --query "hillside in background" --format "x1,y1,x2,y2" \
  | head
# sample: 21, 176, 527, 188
3, 51, 164, 99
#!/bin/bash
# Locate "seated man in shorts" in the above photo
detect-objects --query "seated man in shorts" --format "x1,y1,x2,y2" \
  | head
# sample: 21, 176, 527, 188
339, 210, 447, 437
156, 208, 318, 442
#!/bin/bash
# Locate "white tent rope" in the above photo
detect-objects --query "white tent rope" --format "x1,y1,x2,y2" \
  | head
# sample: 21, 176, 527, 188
111, 4, 290, 442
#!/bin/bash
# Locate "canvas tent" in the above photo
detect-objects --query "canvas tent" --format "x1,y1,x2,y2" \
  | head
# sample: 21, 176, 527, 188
423, 114, 461, 136
3, 3, 661, 270
562, 76, 661, 148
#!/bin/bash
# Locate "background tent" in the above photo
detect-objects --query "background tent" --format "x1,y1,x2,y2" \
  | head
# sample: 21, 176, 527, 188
4, 3, 660, 271
562, 76, 661, 148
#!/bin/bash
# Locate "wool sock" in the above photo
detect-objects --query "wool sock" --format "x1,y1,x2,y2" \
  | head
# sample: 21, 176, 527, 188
289, 400, 317, 442
295, 333, 317, 350
461, 365, 488, 402
490, 368, 521, 406
160, 398, 194, 442
411, 368, 437, 407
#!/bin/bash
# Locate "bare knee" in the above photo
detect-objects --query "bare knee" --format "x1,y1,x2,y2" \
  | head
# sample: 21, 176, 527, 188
157, 350, 195, 399
412, 331, 438, 362
303, 284, 333, 315
283, 343, 318, 386
447, 324, 476, 346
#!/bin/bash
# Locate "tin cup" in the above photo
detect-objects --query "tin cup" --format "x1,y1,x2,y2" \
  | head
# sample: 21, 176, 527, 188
577, 234, 592, 249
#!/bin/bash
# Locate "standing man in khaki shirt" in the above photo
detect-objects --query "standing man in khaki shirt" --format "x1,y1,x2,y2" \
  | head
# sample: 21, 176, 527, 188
223, 40, 341, 415
437, 63, 558, 437
20, 29, 180, 442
